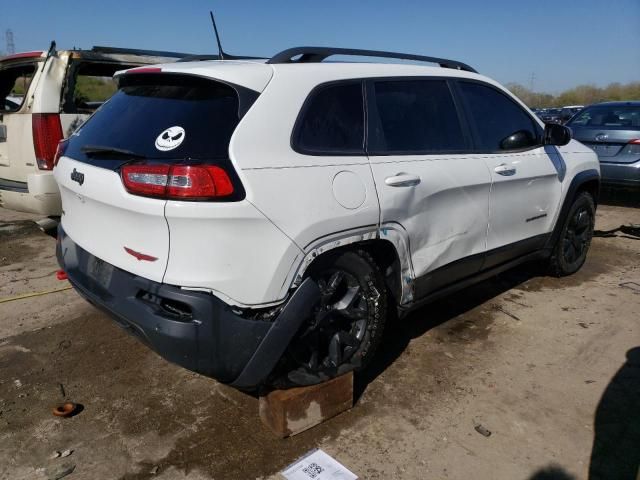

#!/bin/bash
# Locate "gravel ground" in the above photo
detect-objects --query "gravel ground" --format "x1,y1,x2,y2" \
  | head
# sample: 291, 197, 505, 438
0, 194, 638, 480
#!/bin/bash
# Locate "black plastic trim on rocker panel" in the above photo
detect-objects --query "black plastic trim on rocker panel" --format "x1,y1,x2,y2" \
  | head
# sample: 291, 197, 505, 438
411, 233, 550, 310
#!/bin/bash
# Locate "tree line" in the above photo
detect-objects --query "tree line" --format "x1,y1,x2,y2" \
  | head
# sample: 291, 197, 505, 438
507, 81, 640, 108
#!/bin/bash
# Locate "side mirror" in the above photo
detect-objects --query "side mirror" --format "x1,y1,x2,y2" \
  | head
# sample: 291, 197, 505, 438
499, 130, 536, 150
544, 123, 572, 146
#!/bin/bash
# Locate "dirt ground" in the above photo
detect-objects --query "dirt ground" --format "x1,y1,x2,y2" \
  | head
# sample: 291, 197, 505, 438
0, 193, 639, 480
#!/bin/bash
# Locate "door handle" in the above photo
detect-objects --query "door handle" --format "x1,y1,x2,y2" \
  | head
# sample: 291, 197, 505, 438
494, 164, 516, 176
385, 173, 421, 187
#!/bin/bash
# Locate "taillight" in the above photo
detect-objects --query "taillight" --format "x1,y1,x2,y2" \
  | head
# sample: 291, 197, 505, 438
624, 138, 640, 155
53, 139, 69, 167
32, 114, 63, 170
121, 164, 234, 200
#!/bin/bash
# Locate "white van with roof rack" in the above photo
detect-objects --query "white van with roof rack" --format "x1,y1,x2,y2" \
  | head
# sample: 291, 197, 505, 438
54, 47, 600, 390
0, 43, 193, 218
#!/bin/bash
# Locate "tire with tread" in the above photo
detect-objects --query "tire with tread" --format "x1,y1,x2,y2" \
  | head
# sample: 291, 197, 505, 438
280, 249, 388, 387
549, 191, 595, 276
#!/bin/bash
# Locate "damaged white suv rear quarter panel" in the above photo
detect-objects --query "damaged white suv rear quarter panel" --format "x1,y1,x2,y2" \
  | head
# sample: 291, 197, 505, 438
230, 65, 382, 262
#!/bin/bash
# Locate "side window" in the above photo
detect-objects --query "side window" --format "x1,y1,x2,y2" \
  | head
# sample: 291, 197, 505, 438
293, 82, 364, 155
459, 81, 541, 152
370, 79, 467, 154
1, 64, 36, 112
62, 62, 129, 114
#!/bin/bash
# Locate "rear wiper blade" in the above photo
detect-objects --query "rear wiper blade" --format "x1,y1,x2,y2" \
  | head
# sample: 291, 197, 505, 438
81, 145, 146, 159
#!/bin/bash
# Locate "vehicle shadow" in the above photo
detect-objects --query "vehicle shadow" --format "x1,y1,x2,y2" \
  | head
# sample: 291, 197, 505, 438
354, 261, 544, 400
528, 465, 576, 480
588, 346, 640, 480
599, 187, 640, 208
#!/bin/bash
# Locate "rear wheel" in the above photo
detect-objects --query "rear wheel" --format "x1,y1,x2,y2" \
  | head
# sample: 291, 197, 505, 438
283, 250, 387, 386
549, 191, 595, 276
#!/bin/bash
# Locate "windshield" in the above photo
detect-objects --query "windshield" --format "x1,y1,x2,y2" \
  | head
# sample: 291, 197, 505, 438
65, 74, 244, 163
568, 105, 640, 129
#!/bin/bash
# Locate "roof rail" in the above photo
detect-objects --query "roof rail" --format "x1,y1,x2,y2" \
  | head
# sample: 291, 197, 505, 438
176, 53, 264, 62
267, 47, 477, 73
91, 46, 192, 59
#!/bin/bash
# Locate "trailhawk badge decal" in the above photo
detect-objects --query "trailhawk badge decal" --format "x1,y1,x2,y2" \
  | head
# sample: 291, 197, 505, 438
155, 126, 185, 151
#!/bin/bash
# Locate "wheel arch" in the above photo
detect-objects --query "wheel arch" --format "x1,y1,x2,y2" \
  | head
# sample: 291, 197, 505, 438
290, 225, 415, 306
546, 169, 600, 250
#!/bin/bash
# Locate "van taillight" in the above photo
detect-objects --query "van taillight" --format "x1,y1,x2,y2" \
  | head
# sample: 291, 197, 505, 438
32, 114, 63, 170
121, 164, 234, 200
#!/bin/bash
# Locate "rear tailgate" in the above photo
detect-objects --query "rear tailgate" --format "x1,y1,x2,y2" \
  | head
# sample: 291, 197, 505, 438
55, 157, 169, 282
0, 54, 42, 174
54, 67, 271, 283
573, 127, 640, 162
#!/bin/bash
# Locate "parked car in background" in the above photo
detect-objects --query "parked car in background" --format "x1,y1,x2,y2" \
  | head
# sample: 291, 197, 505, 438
560, 105, 583, 124
55, 46, 599, 391
0, 44, 191, 217
567, 101, 640, 189
540, 108, 563, 124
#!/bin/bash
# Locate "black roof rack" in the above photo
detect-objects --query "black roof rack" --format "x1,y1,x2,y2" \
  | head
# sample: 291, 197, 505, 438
267, 47, 477, 73
176, 53, 264, 62
91, 46, 192, 59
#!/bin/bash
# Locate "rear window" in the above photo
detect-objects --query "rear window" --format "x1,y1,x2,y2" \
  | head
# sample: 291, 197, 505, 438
293, 82, 365, 155
1, 64, 36, 112
65, 74, 247, 163
62, 61, 134, 114
568, 105, 640, 129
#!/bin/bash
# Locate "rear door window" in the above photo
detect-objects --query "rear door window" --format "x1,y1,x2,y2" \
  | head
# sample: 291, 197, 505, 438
0, 64, 36, 112
65, 74, 247, 165
293, 82, 365, 155
458, 81, 541, 152
368, 79, 467, 154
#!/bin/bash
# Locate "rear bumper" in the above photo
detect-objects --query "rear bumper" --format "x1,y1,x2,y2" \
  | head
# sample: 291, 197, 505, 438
600, 160, 640, 188
56, 227, 320, 389
0, 171, 61, 215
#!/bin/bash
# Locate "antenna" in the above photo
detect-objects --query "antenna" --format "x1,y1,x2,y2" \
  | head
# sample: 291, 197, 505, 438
209, 11, 225, 60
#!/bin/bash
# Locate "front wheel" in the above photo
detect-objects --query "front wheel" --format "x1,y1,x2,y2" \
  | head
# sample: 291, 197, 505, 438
282, 249, 388, 387
549, 191, 596, 276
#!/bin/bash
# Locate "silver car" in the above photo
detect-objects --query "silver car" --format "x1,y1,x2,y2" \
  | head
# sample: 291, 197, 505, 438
567, 101, 640, 189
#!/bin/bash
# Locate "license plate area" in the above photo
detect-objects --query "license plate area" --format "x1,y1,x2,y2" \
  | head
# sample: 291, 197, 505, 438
87, 256, 114, 289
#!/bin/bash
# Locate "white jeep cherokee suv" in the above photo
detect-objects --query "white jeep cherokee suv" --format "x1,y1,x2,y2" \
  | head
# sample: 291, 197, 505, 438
54, 47, 600, 390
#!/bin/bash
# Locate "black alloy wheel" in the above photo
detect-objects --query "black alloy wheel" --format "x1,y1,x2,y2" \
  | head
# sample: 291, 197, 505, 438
284, 250, 387, 386
550, 191, 596, 276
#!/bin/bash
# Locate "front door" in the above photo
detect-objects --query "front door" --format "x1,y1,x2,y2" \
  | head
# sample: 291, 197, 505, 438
456, 80, 562, 269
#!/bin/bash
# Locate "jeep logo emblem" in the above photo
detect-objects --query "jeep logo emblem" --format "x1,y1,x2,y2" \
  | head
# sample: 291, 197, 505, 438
70, 168, 85, 186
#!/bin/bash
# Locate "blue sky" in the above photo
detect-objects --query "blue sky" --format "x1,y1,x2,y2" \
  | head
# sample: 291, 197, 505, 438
1, 0, 639, 93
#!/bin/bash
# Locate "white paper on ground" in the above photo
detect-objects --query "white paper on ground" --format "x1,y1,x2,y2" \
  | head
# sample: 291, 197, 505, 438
281, 448, 358, 480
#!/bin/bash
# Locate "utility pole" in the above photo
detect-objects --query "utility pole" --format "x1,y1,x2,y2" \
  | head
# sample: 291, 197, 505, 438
6, 29, 15, 55
529, 72, 536, 92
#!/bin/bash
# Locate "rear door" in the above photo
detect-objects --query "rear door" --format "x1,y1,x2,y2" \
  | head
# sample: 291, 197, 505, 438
55, 73, 248, 282
0, 57, 40, 179
455, 80, 562, 268
366, 78, 491, 298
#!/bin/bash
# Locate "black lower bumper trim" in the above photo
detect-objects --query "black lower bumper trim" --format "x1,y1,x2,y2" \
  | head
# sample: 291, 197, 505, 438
56, 226, 319, 388
0, 177, 28, 193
